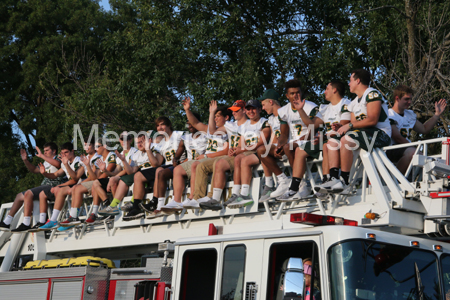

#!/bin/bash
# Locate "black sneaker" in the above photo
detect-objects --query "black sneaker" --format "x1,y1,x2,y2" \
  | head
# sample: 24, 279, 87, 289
0, 221, 10, 231
28, 222, 47, 232
139, 201, 157, 213
200, 199, 223, 211
123, 209, 145, 221
11, 223, 31, 233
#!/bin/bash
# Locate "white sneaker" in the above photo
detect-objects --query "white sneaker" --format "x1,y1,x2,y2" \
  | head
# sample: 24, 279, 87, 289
340, 184, 353, 196
161, 200, 183, 213
298, 180, 312, 198
181, 199, 191, 207
182, 199, 200, 209
314, 177, 345, 194
277, 190, 300, 201
270, 180, 290, 198
197, 196, 211, 204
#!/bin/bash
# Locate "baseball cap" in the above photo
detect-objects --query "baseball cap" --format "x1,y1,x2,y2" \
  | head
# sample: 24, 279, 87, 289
245, 99, 262, 109
228, 100, 246, 111
257, 89, 280, 101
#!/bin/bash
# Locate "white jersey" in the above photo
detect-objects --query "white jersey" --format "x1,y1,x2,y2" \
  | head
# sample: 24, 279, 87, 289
348, 87, 391, 137
80, 153, 102, 177
61, 156, 82, 181
94, 152, 117, 170
130, 143, 160, 170
268, 114, 281, 141
182, 132, 208, 160
238, 118, 270, 148
44, 156, 60, 174
158, 131, 184, 165
116, 147, 139, 168
319, 98, 351, 133
278, 101, 321, 141
225, 120, 246, 149
40, 156, 64, 186
388, 109, 417, 143
204, 127, 228, 154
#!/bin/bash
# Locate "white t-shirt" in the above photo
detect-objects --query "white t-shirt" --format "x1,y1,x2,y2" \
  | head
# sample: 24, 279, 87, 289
158, 131, 184, 165
319, 98, 351, 133
278, 101, 321, 141
61, 156, 82, 181
182, 132, 208, 160
238, 118, 270, 148
205, 127, 228, 154
116, 147, 139, 168
348, 87, 391, 137
388, 109, 417, 143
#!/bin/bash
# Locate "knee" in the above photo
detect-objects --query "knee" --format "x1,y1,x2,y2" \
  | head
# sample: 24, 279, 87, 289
405, 147, 416, 159
134, 172, 143, 182
283, 143, 290, 153
92, 180, 100, 188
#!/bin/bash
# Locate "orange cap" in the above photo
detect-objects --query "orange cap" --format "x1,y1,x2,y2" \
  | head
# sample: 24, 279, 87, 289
228, 100, 245, 111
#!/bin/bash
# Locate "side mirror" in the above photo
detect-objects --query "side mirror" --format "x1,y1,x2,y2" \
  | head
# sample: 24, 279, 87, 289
283, 257, 305, 300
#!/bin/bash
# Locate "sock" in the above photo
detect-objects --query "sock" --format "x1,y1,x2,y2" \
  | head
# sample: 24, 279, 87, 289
110, 198, 121, 207
70, 207, 79, 218
277, 173, 288, 182
39, 213, 47, 223
157, 198, 165, 210
265, 177, 274, 188
212, 188, 223, 201
130, 195, 134, 203
341, 171, 350, 185
330, 168, 340, 180
50, 209, 60, 222
4, 215, 13, 225
23, 216, 31, 226
289, 177, 302, 192
232, 184, 241, 195
92, 205, 99, 215
132, 199, 142, 209
322, 175, 329, 183
240, 184, 250, 196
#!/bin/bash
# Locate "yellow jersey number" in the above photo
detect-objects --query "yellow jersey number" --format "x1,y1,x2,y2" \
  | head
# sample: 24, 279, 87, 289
206, 139, 218, 152
355, 113, 367, 121
245, 137, 259, 146
230, 135, 240, 148
165, 150, 176, 162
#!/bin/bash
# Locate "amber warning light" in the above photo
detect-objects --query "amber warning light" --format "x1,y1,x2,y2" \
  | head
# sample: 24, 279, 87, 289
290, 213, 358, 226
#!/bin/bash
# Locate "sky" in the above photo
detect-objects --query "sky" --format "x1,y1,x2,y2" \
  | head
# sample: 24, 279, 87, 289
100, 0, 111, 11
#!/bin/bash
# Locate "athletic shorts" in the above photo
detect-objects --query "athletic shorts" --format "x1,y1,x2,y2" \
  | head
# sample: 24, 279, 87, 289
345, 128, 391, 151
98, 178, 110, 190
120, 173, 136, 186
42, 184, 75, 201
180, 158, 208, 179
22, 185, 52, 200
80, 180, 95, 194
300, 140, 322, 159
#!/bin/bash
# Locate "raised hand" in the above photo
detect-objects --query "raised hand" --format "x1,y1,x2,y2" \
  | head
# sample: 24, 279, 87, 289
97, 159, 107, 172
144, 137, 153, 151
20, 149, 28, 161
293, 98, 306, 111
209, 100, 218, 114
61, 156, 69, 165
38, 163, 45, 174
435, 99, 447, 116
115, 150, 125, 162
36, 146, 43, 158
80, 155, 90, 167
183, 97, 191, 111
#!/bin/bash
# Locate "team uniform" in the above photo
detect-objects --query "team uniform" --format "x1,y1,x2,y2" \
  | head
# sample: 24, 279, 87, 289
278, 101, 322, 146
220, 120, 249, 171
80, 153, 102, 178
180, 132, 209, 178
42, 156, 83, 201
97, 147, 138, 191
25, 156, 64, 200
300, 99, 351, 159
346, 88, 391, 151
268, 115, 281, 144
123, 143, 162, 186
387, 108, 417, 161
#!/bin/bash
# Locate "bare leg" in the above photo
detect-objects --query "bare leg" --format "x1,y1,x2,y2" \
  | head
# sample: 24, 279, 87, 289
241, 155, 260, 185
71, 184, 88, 209
233, 154, 245, 185
8, 192, 25, 218
153, 167, 163, 198
38, 190, 48, 214
257, 145, 282, 175
92, 180, 103, 205
396, 147, 416, 174
132, 172, 147, 201
340, 136, 357, 172
156, 168, 173, 198
292, 147, 308, 178
283, 142, 298, 167
322, 141, 329, 176
173, 165, 187, 203
53, 186, 71, 211
327, 139, 341, 169
109, 176, 120, 196
213, 159, 231, 190
23, 190, 35, 217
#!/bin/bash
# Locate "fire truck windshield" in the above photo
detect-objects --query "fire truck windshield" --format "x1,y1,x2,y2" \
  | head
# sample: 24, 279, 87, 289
328, 240, 441, 300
